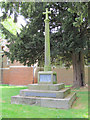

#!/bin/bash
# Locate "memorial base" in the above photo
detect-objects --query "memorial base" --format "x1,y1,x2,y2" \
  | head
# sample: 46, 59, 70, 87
11, 83, 76, 109
38, 71, 57, 84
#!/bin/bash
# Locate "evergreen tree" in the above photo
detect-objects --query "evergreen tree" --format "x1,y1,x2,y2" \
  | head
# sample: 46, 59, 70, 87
0, 2, 89, 87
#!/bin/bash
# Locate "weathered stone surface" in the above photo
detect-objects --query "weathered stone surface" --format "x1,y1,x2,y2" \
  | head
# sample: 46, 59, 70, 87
20, 88, 70, 98
40, 93, 76, 109
28, 83, 65, 91
11, 82, 76, 109
43, 8, 51, 71
11, 93, 76, 109
38, 71, 57, 84
11, 95, 36, 105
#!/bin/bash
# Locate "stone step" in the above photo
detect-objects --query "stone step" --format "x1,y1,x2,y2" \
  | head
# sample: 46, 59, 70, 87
28, 83, 65, 91
11, 93, 76, 109
20, 88, 71, 99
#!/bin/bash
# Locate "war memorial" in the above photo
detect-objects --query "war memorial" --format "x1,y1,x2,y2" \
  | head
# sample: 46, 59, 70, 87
11, 8, 76, 109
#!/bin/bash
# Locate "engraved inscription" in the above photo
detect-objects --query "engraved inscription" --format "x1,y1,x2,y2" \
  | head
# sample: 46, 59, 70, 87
40, 74, 51, 82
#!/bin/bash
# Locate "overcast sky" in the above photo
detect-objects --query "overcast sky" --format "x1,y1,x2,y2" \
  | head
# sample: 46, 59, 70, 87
0, 7, 26, 28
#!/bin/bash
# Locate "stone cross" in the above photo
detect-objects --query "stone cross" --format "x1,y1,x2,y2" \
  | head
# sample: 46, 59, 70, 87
43, 8, 51, 71
43, 8, 51, 20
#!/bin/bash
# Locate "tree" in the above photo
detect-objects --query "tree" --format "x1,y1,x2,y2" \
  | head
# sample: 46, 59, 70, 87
0, 2, 89, 87
66, 3, 89, 87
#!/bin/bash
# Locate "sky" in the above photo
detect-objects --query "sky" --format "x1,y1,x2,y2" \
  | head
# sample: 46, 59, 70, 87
0, 7, 27, 51
14, 15, 27, 28
0, 7, 26, 28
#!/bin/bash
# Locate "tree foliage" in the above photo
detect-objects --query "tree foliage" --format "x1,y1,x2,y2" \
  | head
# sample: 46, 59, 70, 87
0, 2, 89, 67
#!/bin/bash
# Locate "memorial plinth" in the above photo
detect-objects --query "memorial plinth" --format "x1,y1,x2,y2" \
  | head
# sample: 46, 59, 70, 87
38, 71, 57, 84
11, 83, 76, 109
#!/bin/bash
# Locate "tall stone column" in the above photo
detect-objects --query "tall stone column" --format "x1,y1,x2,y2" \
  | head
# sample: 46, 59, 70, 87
43, 8, 51, 71
38, 8, 57, 84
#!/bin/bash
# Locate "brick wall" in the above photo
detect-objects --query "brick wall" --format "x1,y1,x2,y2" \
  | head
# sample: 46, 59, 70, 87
3, 68, 10, 84
2, 66, 89, 85
53, 67, 73, 85
3, 67, 33, 85
53, 67, 88, 85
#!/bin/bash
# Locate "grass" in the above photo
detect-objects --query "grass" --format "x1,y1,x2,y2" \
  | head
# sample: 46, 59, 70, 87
0, 84, 88, 118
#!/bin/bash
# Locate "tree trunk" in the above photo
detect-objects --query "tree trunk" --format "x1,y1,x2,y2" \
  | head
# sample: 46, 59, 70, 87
72, 51, 85, 88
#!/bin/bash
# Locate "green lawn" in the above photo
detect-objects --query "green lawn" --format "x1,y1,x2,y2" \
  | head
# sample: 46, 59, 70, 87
0, 85, 88, 118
